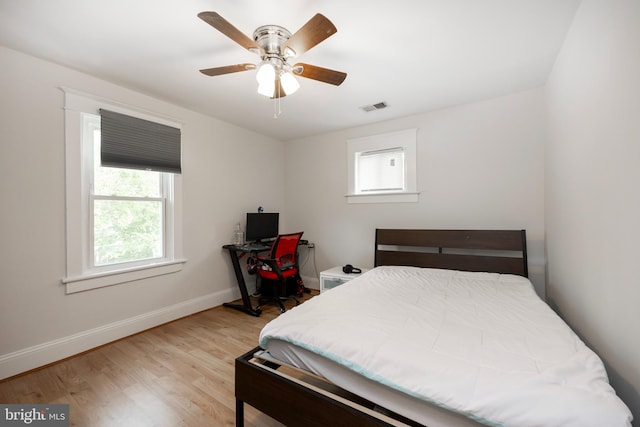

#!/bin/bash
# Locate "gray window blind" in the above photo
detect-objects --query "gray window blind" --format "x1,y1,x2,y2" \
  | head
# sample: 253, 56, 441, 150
99, 109, 181, 174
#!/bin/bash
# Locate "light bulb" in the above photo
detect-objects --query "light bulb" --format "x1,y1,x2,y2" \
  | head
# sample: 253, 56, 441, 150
280, 71, 300, 95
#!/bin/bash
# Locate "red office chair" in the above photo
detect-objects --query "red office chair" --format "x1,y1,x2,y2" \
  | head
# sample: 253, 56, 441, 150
255, 232, 304, 313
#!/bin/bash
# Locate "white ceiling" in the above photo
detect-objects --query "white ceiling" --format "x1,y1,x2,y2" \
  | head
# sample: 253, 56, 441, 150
0, 0, 581, 141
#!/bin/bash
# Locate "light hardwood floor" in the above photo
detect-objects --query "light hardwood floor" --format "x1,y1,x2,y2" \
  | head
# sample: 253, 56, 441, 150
0, 292, 317, 426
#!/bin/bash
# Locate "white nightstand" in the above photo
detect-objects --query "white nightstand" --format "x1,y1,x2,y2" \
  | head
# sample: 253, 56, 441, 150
319, 266, 369, 293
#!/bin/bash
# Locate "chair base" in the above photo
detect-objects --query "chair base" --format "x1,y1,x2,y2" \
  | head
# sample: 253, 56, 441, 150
256, 295, 300, 313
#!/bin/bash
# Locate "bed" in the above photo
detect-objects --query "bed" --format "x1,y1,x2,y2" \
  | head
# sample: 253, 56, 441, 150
234, 229, 632, 427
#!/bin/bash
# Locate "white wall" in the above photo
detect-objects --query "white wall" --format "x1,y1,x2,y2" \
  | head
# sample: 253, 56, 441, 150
285, 88, 546, 297
0, 47, 285, 378
5, 6, 638, 420
545, 0, 640, 421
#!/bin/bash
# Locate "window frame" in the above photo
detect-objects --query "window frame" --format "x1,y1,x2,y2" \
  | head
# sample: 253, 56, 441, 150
61, 88, 185, 294
346, 128, 419, 203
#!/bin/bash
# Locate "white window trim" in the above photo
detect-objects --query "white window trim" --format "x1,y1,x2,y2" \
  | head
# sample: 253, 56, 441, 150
346, 128, 419, 203
61, 87, 185, 294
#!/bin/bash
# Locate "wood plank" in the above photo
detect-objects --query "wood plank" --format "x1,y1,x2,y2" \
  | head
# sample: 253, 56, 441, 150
375, 229, 527, 276
376, 229, 525, 250
0, 293, 315, 426
376, 250, 526, 275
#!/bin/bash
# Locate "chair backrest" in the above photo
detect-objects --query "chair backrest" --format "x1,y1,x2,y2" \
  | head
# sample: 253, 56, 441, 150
269, 232, 304, 267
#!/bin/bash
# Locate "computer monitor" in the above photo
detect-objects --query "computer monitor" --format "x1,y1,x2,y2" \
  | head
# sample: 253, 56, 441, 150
245, 212, 279, 243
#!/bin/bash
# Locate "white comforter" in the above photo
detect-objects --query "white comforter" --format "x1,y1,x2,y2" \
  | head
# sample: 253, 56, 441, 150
259, 266, 632, 427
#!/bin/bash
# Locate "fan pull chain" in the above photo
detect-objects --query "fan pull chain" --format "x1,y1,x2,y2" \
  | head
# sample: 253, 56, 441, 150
272, 84, 282, 118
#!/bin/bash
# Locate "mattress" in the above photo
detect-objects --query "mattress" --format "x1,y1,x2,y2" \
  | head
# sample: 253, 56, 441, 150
259, 266, 632, 427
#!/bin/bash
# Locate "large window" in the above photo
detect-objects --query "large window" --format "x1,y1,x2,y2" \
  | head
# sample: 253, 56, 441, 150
62, 89, 184, 293
347, 128, 419, 203
87, 114, 167, 268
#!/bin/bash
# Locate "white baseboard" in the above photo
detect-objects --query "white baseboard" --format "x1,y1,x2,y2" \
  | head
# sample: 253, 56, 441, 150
0, 289, 236, 380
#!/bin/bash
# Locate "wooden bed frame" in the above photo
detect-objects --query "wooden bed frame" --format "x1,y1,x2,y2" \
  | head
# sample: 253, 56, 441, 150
235, 229, 528, 427
374, 229, 527, 276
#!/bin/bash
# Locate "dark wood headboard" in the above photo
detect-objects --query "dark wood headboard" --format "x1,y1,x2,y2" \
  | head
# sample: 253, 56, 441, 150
374, 229, 528, 277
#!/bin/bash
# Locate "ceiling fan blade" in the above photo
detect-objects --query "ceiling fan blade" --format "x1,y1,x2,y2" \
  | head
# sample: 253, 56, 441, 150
198, 11, 260, 52
293, 63, 347, 86
282, 14, 337, 57
199, 63, 255, 76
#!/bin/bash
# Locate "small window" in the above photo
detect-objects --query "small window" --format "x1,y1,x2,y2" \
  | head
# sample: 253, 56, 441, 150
347, 129, 418, 203
356, 147, 405, 193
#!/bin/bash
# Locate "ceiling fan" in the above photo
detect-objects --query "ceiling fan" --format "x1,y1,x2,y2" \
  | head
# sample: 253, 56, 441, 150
198, 11, 347, 99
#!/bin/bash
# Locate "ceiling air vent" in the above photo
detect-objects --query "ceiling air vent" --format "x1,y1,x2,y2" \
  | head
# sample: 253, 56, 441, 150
360, 101, 388, 112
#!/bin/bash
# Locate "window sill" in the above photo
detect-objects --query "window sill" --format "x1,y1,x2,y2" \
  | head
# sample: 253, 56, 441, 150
345, 192, 419, 204
62, 258, 187, 294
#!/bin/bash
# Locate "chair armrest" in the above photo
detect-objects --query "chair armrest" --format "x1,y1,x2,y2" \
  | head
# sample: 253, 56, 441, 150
257, 255, 296, 281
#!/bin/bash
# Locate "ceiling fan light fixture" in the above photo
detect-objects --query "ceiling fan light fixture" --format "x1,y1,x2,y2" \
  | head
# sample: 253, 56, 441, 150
198, 12, 346, 104
256, 62, 276, 85
280, 71, 300, 95
257, 79, 276, 97
256, 62, 277, 97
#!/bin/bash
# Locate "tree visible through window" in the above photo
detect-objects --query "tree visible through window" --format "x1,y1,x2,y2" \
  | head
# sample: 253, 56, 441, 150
88, 117, 168, 268
63, 89, 183, 293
